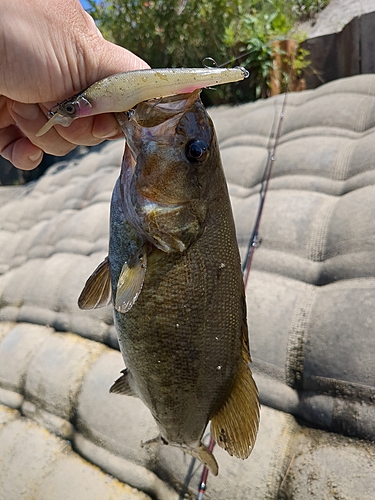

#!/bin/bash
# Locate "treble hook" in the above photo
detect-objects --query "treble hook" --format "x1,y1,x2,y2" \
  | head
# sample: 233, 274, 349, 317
202, 57, 249, 79
202, 57, 219, 69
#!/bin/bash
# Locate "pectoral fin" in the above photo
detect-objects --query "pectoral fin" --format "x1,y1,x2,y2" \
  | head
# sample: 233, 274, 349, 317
210, 320, 260, 460
115, 248, 147, 313
78, 257, 112, 309
110, 368, 138, 397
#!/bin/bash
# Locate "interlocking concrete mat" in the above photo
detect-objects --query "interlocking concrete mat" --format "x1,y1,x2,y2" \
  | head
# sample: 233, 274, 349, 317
0, 74, 374, 499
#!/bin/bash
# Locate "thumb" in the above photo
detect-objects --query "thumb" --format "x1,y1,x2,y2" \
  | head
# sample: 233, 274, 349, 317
95, 38, 150, 82
78, 8, 150, 86
104, 40, 150, 72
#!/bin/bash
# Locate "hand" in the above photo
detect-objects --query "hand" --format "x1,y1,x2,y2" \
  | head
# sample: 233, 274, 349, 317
0, 0, 149, 170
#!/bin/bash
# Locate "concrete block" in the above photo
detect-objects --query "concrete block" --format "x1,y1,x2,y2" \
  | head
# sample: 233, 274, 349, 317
0, 415, 151, 500
0, 404, 19, 428
0, 388, 23, 409
0, 322, 15, 343
25, 331, 104, 420
282, 428, 375, 499
22, 401, 74, 441
74, 433, 177, 500
76, 349, 158, 467
0, 323, 50, 392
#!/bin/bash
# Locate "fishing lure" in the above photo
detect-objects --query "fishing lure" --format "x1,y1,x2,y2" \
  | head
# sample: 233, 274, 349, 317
36, 67, 249, 136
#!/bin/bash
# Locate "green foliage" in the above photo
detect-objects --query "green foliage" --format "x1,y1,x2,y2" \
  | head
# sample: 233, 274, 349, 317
88, 0, 233, 68
88, 0, 328, 104
224, 6, 295, 100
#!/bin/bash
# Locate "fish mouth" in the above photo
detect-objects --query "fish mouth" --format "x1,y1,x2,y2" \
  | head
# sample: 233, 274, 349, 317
120, 90, 202, 127
116, 89, 202, 177
116, 89, 209, 204
116, 90, 210, 253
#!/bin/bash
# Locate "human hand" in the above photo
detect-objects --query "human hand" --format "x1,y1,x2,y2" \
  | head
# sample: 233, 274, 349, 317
0, 0, 149, 170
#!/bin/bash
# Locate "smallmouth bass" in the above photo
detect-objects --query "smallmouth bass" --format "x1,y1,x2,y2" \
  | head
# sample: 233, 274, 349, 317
78, 90, 259, 475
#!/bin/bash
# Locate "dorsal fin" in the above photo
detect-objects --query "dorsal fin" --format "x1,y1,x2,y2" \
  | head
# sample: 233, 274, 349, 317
210, 311, 260, 459
115, 247, 147, 313
78, 257, 112, 309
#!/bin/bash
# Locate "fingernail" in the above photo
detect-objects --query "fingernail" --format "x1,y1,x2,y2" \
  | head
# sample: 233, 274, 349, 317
28, 150, 43, 162
12, 102, 39, 121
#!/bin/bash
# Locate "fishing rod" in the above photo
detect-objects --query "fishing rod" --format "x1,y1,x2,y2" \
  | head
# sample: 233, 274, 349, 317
195, 59, 290, 500
242, 88, 288, 286
197, 437, 216, 500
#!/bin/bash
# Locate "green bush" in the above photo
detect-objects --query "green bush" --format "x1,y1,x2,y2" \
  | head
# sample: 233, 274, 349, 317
88, 0, 328, 104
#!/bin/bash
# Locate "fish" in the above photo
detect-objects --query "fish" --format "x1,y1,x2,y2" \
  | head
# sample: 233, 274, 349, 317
36, 67, 249, 136
78, 90, 259, 476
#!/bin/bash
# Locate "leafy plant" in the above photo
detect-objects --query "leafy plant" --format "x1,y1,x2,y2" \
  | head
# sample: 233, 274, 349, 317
224, 8, 294, 100
87, 0, 328, 104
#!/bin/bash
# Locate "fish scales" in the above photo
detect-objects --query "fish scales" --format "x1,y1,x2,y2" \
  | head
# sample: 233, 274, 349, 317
111, 188, 242, 437
78, 90, 259, 475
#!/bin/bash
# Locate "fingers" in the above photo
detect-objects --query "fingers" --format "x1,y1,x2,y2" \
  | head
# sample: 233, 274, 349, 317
90, 113, 125, 140
1, 133, 43, 171
8, 101, 81, 155
99, 40, 150, 74
10, 100, 124, 145
49, 111, 124, 143
0, 120, 42, 169
1, 101, 76, 170
2, 100, 124, 170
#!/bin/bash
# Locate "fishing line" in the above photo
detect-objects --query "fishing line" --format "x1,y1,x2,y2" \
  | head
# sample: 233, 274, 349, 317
242, 88, 288, 287
194, 65, 290, 500
203, 46, 278, 70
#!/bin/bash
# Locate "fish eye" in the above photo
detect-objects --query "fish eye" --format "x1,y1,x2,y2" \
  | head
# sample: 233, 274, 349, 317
185, 139, 209, 163
62, 102, 76, 115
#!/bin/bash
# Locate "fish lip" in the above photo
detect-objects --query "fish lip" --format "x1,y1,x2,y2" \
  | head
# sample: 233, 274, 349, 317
118, 90, 201, 135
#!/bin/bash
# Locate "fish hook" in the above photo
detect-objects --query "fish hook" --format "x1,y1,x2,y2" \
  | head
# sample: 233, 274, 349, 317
202, 57, 219, 69
202, 56, 249, 80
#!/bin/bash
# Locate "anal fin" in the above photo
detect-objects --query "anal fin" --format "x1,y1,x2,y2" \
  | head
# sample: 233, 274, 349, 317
211, 323, 260, 460
110, 368, 138, 397
78, 257, 111, 309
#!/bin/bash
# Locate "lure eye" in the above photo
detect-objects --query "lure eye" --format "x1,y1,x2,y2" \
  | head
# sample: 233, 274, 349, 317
62, 102, 76, 115
185, 139, 209, 163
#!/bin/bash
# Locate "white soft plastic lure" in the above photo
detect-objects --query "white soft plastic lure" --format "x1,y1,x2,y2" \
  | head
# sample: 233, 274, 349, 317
36, 67, 249, 137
